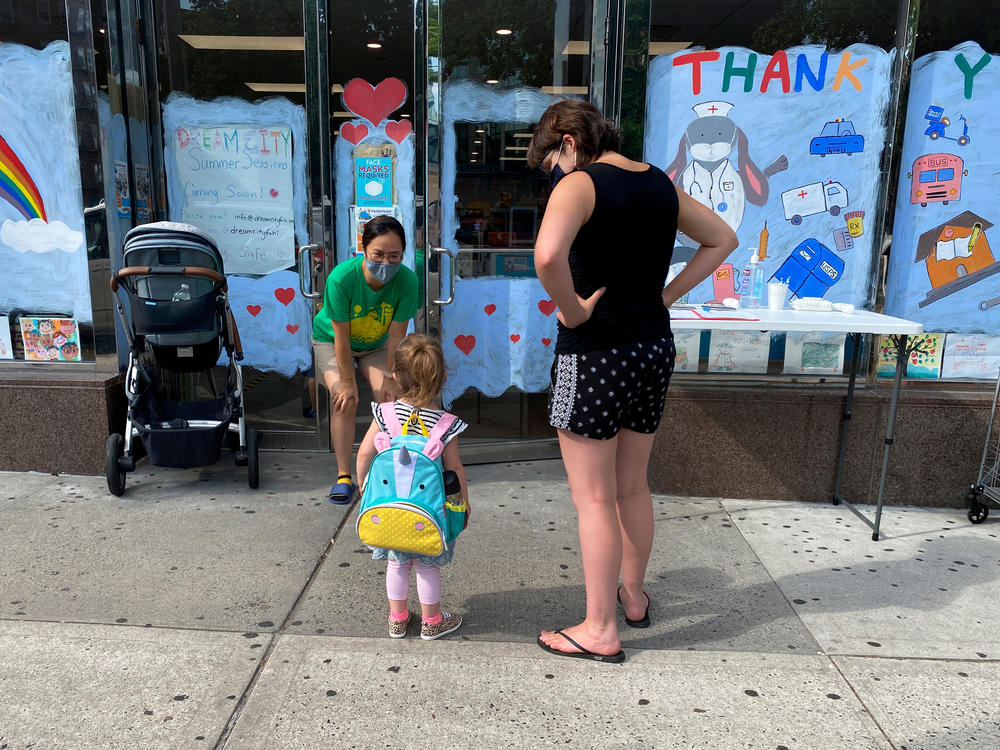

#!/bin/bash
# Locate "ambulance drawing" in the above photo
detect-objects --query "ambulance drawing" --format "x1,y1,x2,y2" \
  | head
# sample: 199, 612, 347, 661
780, 181, 849, 225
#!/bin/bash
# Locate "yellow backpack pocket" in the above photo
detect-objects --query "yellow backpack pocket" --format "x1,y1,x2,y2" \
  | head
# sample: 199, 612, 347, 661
357, 502, 445, 556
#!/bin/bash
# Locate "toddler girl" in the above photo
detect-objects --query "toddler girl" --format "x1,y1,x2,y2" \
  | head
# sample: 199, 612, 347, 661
356, 333, 470, 640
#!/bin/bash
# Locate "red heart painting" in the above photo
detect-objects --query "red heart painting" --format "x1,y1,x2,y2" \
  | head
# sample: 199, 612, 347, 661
484, 304, 496, 316
343, 78, 407, 126
246, 304, 262, 317
286, 324, 300, 334
274, 288, 295, 306
340, 122, 369, 145
269, 189, 279, 198
384, 119, 412, 143
538, 299, 557, 316
541, 337, 551, 346
454, 335, 476, 355
510, 334, 521, 343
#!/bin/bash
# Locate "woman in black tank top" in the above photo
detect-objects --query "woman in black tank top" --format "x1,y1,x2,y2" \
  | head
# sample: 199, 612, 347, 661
529, 100, 738, 663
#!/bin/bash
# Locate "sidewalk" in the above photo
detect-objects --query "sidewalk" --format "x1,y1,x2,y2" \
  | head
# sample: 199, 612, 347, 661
0, 455, 998, 749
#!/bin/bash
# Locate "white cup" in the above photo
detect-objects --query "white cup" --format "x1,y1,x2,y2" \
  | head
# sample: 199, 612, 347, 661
767, 281, 789, 311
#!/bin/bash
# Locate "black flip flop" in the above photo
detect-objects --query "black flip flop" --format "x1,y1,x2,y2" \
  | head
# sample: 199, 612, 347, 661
536, 629, 626, 663
617, 587, 651, 628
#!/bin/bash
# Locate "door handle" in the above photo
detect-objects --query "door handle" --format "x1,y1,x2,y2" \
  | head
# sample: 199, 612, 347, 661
432, 246, 456, 306
297, 244, 322, 299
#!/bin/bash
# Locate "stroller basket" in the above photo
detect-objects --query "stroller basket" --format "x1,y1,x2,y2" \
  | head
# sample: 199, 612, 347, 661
131, 387, 232, 469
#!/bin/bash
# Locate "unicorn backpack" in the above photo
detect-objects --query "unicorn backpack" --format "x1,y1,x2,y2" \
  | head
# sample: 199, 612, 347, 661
356, 403, 466, 556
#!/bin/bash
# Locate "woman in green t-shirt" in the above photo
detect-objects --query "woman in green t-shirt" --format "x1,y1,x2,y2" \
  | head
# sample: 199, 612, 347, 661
312, 215, 419, 503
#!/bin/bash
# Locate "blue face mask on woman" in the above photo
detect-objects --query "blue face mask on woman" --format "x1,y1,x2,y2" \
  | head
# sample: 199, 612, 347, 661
546, 141, 574, 188
365, 258, 401, 284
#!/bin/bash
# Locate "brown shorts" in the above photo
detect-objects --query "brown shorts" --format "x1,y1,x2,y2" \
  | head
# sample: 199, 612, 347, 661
313, 338, 389, 385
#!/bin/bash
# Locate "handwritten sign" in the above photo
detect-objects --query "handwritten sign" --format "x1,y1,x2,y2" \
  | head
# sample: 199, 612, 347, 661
173, 124, 295, 275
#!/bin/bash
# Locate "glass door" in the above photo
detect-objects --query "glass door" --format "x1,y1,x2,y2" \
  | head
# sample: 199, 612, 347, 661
424, 0, 595, 457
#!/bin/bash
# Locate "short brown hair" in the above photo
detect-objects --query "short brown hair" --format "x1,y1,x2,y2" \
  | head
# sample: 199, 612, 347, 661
526, 100, 620, 168
393, 333, 445, 408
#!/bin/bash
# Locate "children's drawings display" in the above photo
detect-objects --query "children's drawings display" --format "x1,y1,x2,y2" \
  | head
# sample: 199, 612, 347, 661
941, 334, 1000, 379
876, 333, 944, 379
440, 277, 557, 406
673, 330, 702, 373
644, 44, 892, 309
216, 270, 311, 377
18, 317, 81, 362
162, 94, 308, 276
885, 42, 1000, 337
0, 316, 13, 359
783, 332, 845, 375
707, 330, 769, 374
0, 42, 91, 324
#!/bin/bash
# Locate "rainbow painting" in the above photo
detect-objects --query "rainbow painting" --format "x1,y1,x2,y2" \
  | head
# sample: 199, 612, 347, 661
0, 133, 47, 222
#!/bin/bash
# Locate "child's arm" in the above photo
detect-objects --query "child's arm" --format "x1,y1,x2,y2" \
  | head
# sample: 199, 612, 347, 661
355, 419, 381, 490
441, 438, 470, 525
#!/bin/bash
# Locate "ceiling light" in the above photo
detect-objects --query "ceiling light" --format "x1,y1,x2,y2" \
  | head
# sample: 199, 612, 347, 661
178, 35, 305, 51
561, 41, 589, 55
476, 129, 485, 133
367, 42, 382, 49
474, 139, 481, 144
498, 156, 527, 161
505, 146, 528, 151
472, 151, 479, 155
470, 159, 477, 163
513, 133, 532, 138
541, 85, 588, 95
649, 41, 692, 55
485, 78, 499, 84
98, 28, 105, 34
400, 114, 410, 118
496, 28, 512, 36
246, 82, 306, 93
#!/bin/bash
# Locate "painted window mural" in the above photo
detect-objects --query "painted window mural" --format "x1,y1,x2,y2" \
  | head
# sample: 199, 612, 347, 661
644, 44, 893, 309
885, 42, 1000, 336
0, 41, 91, 356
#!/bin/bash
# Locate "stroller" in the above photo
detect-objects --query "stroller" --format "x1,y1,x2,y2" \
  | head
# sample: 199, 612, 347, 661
107, 221, 259, 494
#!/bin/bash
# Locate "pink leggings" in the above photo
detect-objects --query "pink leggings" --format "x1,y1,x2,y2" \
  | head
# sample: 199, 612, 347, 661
385, 559, 441, 605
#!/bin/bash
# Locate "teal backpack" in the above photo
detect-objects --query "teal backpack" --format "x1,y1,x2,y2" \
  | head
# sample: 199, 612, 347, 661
356, 404, 466, 556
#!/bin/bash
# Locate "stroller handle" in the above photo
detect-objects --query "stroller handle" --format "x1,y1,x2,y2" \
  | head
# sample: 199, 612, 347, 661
111, 265, 226, 292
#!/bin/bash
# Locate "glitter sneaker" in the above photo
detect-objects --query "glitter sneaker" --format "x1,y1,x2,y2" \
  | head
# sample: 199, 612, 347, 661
420, 611, 462, 641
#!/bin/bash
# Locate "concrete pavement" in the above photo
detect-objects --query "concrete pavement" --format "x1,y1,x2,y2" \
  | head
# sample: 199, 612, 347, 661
0, 454, 998, 749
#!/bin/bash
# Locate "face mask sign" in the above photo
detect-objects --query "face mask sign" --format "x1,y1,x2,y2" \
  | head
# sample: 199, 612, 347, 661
686, 130, 738, 164
365, 258, 401, 284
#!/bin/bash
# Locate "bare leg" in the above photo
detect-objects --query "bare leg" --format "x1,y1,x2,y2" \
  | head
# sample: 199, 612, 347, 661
616, 428, 657, 621
323, 368, 357, 477
538, 428, 622, 656
357, 355, 389, 403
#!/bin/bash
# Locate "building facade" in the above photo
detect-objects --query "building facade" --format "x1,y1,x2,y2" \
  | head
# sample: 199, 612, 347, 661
1, 0, 997, 506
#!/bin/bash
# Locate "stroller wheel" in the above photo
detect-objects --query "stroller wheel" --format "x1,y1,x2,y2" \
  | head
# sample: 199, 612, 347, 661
247, 428, 260, 489
106, 433, 127, 496
967, 488, 989, 524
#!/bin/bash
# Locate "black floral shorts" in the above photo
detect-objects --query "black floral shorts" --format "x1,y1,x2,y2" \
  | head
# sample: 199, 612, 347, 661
547, 335, 676, 439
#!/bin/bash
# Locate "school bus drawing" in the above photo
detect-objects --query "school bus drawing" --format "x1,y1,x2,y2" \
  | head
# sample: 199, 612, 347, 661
908, 153, 968, 207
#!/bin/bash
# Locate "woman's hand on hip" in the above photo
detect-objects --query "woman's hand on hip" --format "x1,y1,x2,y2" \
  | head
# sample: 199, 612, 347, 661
556, 286, 605, 328
332, 379, 358, 413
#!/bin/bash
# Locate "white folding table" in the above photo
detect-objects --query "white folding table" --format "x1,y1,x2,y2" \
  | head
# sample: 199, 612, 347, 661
669, 307, 924, 540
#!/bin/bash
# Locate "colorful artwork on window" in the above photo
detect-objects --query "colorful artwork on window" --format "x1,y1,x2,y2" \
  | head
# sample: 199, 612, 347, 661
644, 44, 893, 308
885, 42, 1000, 338
0, 42, 91, 324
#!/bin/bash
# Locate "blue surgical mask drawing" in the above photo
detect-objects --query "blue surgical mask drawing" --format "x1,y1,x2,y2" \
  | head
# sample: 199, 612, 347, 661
365, 258, 402, 284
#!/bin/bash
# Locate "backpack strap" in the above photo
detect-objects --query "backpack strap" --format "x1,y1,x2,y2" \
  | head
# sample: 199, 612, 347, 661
421, 412, 457, 460
378, 401, 403, 436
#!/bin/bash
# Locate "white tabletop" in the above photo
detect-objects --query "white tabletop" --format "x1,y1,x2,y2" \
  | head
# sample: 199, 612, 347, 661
669, 307, 924, 335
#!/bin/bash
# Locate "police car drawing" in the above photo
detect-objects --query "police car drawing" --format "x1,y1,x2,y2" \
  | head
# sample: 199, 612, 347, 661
665, 101, 789, 234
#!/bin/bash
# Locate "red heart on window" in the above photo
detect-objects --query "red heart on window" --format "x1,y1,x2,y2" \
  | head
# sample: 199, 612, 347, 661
286, 324, 300, 334
484, 304, 496, 315
538, 299, 556, 316
454, 335, 476, 355
246, 305, 262, 317
340, 122, 369, 145
269, 189, 278, 198
384, 119, 412, 143
510, 334, 520, 343
274, 288, 295, 306
343, 78, 407, 126
541, 338, 551, 346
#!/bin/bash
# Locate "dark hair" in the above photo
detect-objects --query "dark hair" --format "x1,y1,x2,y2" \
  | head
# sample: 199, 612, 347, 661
526, 100, 620, 168
393, 333, 445, 408
362, 215, 406, 251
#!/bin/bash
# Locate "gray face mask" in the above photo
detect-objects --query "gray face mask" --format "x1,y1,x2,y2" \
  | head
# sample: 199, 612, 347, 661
365, 258, 402, 284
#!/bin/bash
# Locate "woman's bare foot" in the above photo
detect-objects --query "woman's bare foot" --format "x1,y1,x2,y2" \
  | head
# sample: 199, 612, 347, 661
617, 586, 650, 623
538, 623, 621, 657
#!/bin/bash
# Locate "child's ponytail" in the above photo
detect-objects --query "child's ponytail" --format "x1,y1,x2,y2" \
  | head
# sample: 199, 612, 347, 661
392, 334, 445, 408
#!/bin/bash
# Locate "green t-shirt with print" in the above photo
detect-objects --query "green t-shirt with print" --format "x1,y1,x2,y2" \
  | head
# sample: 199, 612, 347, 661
312, 256, 418, 350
